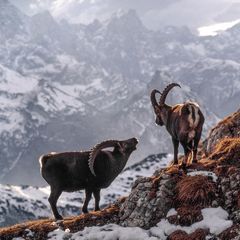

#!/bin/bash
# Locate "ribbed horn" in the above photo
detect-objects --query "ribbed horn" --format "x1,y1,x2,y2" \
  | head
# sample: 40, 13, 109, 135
88, 140, 119, 176
150, 89, 161, 111
159, 83, 181, 106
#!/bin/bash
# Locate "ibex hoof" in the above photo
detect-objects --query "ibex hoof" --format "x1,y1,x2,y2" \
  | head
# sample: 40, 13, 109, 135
54, 215, 63, 221
82, 209, 88, 214
180, 163, 187, 171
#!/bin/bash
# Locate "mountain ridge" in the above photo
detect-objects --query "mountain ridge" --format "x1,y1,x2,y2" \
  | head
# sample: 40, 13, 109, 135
0, 108, 240, 239
0, 1, 239, 185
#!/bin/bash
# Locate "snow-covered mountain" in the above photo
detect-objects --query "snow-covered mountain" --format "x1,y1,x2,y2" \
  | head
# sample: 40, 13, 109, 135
0, 153, 172, 227
0, 0, 239, 185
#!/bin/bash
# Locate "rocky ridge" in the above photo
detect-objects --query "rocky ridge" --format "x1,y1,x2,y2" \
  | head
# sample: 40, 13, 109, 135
2, 0, 240, 185
0, 109, 239, 239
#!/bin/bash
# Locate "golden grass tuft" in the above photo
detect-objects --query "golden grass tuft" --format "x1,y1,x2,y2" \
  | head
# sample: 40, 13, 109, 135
214, 110, 240, 129
0, 204, 120, 240
176, 175, 216, 208
208, 110, 240, 138
209, 138, 240, 167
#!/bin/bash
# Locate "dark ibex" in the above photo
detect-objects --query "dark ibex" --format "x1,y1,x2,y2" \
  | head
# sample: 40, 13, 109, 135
151, 83, 204, 167
39, 138, 138, 220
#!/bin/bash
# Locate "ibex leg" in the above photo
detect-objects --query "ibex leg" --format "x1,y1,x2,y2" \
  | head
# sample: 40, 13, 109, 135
192, 136, 201, 163
93, 189, 101, 211
48, 188, 63, 220
182, 144, 191, 168
172, 137, 179, 165
82, 189, 92, 214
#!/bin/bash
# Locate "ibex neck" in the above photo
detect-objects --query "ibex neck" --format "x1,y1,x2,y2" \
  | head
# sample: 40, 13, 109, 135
111, 152, 128, 176
161, 104, 171, 126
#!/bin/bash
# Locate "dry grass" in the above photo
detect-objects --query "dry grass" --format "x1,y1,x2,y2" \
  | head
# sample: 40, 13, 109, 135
176, 175, 216, 208
167, 228, 209, 240
166, 165, 182, 175
209, 138, 240, 167
209, 110, 240, 137
168, 206, 203, 226
167, 230, 188, 240
0, 204, 119, 240
218, 224, 240, 240
215, 110, 240, 129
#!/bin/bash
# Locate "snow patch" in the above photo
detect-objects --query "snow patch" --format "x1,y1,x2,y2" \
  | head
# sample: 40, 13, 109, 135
47, 207, 232, 240
187, 170, 218, 182
198, 19, 240, 36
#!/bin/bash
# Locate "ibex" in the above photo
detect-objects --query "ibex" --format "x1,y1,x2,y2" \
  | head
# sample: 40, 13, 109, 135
150, 83, 204, 167
39, 138, 138, 220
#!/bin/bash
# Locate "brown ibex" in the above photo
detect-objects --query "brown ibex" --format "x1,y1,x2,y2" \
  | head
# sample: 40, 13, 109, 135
150, 83, 204, 167
39, 138, 138, 220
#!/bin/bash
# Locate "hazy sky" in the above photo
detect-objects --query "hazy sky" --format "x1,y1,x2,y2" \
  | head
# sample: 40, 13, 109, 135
10, 0, 240, 30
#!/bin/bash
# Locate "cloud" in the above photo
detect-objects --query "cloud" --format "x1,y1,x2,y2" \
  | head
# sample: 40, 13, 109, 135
142, 0, 240, 29
215, 2, 240, 22
10, 0, 240, 30
48, 0, 240, 29
49, 0, 108, 24
47, 0, 181, 25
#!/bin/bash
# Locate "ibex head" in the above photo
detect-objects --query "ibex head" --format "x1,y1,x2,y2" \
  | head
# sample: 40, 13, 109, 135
117, 138, 138, 153
151, 83, 181, 126
88, 138, 138, 176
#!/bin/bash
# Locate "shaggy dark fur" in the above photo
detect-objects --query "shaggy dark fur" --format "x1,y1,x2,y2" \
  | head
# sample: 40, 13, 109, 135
39, 138, 138, 220
151, 83, 204, 167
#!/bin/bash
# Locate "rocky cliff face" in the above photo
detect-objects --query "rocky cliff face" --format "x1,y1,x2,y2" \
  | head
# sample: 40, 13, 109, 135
205, 109, 240, 155
0, 109, 239, 240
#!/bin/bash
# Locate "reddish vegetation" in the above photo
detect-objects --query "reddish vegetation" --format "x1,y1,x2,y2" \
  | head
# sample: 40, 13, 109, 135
167, 207, 203, 226
167, 230, 188, 240
218, 224, 240, 240
205, 109, 240, 155
1, 109, 240, 239
212, 110, 240, 135
0, 204, 120, 240
168, 228, 209, 240
176, 175, 216, 208
209, 138, 240, 167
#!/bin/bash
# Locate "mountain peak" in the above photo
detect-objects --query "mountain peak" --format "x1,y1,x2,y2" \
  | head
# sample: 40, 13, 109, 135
31, 10, 56, 24
106, 9, 145, 32
0, 0, 28, 40
147, 70, 173, 91
112, 9, 138, 19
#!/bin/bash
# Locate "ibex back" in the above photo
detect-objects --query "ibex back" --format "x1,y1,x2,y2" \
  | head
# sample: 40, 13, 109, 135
40, 138, 138, 220
151, 83, 204, 167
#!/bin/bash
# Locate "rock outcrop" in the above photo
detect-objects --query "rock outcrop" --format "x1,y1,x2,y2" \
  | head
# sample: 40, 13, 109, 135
0, 109, 240, 239
119, 172, 178, 229
205, 109, 240, 155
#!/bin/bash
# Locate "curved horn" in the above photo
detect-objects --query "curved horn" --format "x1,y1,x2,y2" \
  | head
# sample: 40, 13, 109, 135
88, 140, 119, 176
150, 89, 161, 111
159, 83, 181, 106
